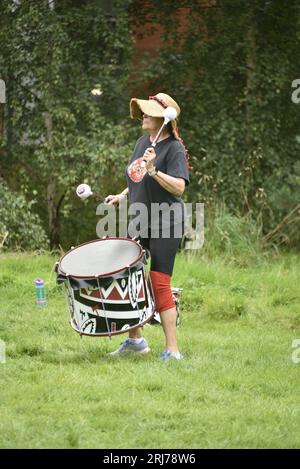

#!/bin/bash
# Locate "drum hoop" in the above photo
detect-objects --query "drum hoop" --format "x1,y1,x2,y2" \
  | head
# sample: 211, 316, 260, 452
58, 237, 145, 280
70, 314, 154, 337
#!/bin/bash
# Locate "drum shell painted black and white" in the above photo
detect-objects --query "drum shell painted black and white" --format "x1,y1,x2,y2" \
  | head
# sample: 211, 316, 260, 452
56, 238, 154, 337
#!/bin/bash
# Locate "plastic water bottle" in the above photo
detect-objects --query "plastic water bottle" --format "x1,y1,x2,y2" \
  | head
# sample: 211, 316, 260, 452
35, 278, 47, 306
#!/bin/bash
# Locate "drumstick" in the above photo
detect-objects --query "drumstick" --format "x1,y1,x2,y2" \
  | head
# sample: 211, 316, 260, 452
91, 192, 105, 202
141, 106, 178, 167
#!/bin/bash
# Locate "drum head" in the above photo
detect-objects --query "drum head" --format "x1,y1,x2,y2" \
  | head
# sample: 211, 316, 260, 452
59, 238, 143, 278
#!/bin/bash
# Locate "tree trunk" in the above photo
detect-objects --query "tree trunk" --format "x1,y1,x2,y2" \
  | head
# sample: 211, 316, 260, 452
47, 178, 61, 250
44, 111, 61, 249
0, 103, 4, 178
241, 3, 257, 215
245, 3, 256, 147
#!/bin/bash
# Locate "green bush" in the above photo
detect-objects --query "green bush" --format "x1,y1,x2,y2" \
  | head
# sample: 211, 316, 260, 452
202, 204, 264, 265
0, 180, 48, 250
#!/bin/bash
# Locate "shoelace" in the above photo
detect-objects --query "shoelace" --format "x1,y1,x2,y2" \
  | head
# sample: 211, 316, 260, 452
119, 339, 130, 349
161, 350, 182, 360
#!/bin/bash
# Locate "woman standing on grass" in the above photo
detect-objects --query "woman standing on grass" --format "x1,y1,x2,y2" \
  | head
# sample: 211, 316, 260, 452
105, 93, 190, 361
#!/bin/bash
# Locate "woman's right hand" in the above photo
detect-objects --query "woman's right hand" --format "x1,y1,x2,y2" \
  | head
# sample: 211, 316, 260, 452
105, 194, 126, 206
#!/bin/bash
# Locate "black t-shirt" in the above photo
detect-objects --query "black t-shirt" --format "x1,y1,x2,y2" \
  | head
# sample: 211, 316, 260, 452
126, 134, 189, 237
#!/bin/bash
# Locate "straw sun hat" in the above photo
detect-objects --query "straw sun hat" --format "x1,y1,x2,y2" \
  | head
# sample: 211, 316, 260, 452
130, 93, 181, 139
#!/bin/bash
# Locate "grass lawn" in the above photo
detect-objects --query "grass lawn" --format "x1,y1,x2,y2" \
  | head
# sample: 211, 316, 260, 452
0, 251, 300, 448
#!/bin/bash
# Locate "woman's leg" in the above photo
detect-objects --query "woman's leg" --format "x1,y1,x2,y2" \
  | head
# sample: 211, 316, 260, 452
159, 306, 179, 353
149, 236, 182, 353
128, 327, 143, 339
128, 236, 149, 340
109, 236, 149, 354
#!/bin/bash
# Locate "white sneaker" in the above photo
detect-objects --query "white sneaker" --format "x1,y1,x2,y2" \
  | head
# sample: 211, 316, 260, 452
160, 350, 183, 361
109, 338, 150, 356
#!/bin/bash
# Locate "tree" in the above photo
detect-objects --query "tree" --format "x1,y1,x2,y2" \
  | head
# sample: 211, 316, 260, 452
0, 0, 135, 248
130, 0, 300, 245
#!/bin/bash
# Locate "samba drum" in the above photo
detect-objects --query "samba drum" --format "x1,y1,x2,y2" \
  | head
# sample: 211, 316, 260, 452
56, 238, 154, 337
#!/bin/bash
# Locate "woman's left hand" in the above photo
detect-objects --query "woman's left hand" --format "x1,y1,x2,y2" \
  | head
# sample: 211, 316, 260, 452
142, 147, 156, 172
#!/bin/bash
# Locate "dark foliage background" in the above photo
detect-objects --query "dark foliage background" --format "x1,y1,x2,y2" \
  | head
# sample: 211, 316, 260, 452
0, 0, 299, 251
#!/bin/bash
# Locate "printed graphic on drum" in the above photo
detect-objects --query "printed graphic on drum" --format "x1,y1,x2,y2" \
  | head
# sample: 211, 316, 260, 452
56, 238, 154, 337
66, 271, 153, 336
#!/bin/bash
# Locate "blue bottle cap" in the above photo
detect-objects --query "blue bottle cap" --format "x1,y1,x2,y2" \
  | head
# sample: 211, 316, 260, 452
35, 278, 44, 286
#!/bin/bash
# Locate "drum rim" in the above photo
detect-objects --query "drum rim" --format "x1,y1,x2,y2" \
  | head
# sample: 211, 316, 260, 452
58, 237, 145, 279
69, 314, 154, 337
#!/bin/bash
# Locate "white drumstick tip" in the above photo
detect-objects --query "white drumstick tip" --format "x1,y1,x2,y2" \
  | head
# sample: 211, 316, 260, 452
76, 184, 93, 199
163, 106, 178, 124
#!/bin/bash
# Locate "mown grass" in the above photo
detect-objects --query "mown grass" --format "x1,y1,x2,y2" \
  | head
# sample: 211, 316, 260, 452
0, 251, 300, 448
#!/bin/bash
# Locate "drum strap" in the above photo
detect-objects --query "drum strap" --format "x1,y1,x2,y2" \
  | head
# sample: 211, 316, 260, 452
96, 277, 111, 339
128, 266, 144, 323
